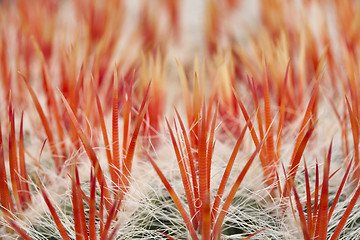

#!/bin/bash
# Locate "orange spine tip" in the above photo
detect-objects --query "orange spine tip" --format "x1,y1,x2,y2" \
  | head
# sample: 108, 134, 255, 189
95, 91, 114, 185
19, 112, 31, 205
211, 120, 250, 222
198, 104, 211, 239
175, 108, 200, 225
112, 69, 121, 189
166, 119, 197, 228
119, 81, 150, 198
23, 76, 61, 171
212, 133, 265, 238
0, 119, 13, 214
263, 68, 277, 187
283, 123, 315, 199
60, 90, 112, 210
8, 108, 22, 212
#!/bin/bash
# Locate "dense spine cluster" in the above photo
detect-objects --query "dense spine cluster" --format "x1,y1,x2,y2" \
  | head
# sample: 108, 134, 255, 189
1, 0, 360, 239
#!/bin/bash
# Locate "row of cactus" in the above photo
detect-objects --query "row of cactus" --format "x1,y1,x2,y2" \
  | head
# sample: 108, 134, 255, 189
1, 0, 360, 239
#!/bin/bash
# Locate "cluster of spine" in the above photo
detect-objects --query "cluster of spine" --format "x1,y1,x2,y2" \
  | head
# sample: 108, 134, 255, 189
0, 0, 360, 239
